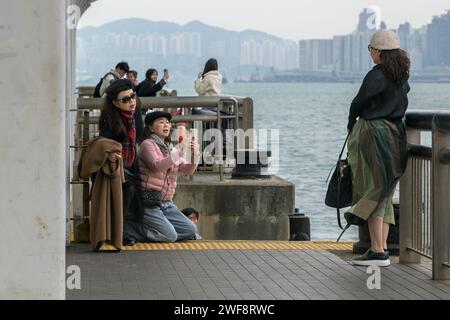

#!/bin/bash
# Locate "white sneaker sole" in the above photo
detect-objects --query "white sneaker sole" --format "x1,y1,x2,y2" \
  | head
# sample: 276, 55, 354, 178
352, 259, 391, 267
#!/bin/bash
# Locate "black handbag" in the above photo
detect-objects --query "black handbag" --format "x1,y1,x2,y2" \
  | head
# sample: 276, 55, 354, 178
325, 158, 352, 210
325, 136, 352, 211
141, 189, 163, 208
325, 136, 366, 241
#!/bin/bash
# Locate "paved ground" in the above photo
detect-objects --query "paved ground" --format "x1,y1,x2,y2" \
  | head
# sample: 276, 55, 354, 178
66, 243, 450, 300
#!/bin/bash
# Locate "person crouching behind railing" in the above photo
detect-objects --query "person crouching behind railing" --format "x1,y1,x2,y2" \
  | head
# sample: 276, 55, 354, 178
124, 111, 200, 243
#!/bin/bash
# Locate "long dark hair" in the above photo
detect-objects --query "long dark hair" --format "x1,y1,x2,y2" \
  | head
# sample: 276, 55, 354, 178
99, 79, 135, 139
379, 49, 410, 87
139, 126, 152, 144
202, 58, 218, 78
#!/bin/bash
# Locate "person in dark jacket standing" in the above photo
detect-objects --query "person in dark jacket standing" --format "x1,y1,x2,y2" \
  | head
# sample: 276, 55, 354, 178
347, 30, 410, 267
137, 68, 169, 97
99, 79, 144, 245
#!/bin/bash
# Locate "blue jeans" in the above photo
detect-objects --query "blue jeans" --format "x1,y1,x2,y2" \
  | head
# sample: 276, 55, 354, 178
124, 201, 197, 243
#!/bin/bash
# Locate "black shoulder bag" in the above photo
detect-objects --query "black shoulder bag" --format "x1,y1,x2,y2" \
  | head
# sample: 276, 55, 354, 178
325, 135, 354, 241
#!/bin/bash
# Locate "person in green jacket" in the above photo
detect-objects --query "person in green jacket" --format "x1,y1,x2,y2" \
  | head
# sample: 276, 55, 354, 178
346, 30, 410, 267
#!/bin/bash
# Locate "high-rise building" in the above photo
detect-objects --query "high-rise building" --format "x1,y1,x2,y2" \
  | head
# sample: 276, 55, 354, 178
298, 39, 332, 71
240, 39, 298, 69
301, 8, 378, 74
169, 33, 183, 55
188, 33, 202, 57
357, 8, 372, 33
350, 31, 374, 72
331, 34, 354, 73
155, 35, 167, 57
426, 11, 450, 67
284, 41, 300, 70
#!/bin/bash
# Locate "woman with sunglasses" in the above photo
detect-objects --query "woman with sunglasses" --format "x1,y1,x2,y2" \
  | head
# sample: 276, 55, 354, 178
99, 79, 144, 243
346, 30, 410, 267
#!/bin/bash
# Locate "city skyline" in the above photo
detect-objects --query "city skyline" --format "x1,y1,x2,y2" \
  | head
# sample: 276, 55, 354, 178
78, 0, 450, 41
298, 8, 450, 76
77, 8, 450, 83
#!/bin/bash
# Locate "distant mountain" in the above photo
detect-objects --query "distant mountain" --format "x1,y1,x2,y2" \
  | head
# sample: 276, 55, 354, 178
79, 18, 181, 36
76, 18, 299, 85
78, 18, 283, 42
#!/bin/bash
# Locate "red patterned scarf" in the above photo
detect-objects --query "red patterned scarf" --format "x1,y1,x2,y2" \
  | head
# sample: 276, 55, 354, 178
119, 111, 136, 168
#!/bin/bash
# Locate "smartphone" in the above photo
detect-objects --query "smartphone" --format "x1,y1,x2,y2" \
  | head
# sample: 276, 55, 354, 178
190, 128, 198, 142
163, 69, 168, 73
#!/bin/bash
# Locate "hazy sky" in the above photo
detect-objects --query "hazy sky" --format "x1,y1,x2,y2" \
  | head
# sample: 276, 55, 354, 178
79, 0, 450, 40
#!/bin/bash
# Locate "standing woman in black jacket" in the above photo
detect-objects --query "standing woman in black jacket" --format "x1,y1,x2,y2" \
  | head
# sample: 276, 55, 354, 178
136, 68, 169, 97
346, 30, 410, 267
99, 79, 144, 242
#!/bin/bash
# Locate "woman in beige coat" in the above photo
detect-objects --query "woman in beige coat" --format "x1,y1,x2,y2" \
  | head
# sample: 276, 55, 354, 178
194, 58, 223, 96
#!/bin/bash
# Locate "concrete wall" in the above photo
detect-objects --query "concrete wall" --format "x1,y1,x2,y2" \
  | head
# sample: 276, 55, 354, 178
0, 1, 66, 299
174, 176, 294, 240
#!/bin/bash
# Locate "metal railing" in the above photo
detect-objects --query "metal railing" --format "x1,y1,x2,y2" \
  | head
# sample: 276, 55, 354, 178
400, 110, 450, 280
408, 144, 432, 258
73, 91, 255, 174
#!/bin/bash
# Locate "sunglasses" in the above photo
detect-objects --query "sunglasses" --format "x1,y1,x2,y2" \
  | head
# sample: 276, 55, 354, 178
116, 93, 136, 104
368, 45, 379, 52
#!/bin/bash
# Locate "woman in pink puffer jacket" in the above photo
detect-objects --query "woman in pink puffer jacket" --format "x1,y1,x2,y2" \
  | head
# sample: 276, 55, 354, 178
124, 111, 200, 243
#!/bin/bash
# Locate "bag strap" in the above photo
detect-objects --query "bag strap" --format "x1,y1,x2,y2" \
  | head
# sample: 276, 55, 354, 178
103, 71, 117, 80
336, 181, 344, 230
337, 222, 352, 242
336, 134, 349, 230
338, 134, 349, 161
325, 134, 350, 184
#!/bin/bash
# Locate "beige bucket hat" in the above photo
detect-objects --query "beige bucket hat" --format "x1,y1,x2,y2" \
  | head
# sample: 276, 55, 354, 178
370, 30, 400, 50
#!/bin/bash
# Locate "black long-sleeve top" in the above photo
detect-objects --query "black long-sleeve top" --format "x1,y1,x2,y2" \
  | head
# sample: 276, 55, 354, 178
136, 79, 166, 97
347, 64, 410, 131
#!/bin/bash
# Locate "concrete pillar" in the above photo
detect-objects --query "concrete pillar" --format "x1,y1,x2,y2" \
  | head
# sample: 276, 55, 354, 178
66, 0, 76, 246
432, 112, 450, 280
0, 1, 66, 299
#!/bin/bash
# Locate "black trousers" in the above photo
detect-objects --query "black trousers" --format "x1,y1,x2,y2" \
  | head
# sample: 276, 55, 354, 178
123, 167, 144, 223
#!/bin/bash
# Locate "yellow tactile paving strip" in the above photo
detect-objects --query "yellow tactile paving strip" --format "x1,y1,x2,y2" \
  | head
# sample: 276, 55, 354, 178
99, 241, 354, 251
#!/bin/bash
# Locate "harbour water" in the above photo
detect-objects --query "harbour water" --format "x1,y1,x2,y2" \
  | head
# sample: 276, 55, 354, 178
160, 82, 450, 240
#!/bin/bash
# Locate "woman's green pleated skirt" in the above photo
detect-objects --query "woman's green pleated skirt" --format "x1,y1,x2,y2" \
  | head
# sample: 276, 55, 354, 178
346, 118, 408, 225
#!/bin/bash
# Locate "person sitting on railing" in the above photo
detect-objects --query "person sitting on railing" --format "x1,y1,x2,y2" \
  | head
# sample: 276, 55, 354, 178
136, 68, 169, 98
98, 79, 144, 244
194, 58, 232, 159
124, 111, 200, 243
195, 58, 222, 97
346, 30, 410, 267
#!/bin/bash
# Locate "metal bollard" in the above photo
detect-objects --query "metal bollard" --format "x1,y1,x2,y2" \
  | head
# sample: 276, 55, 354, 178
289, 208, 311, 241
